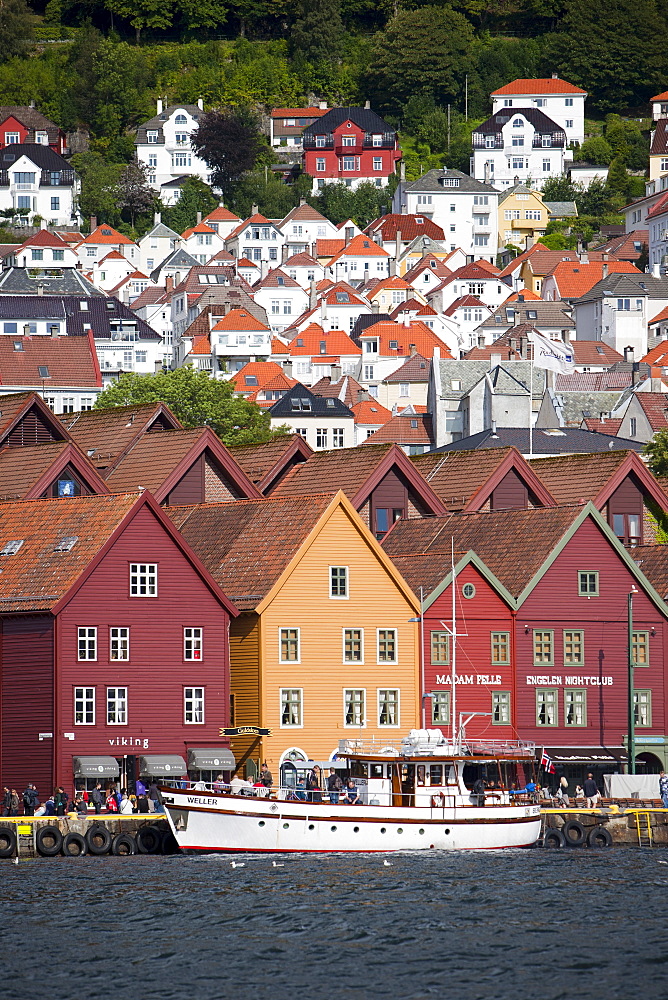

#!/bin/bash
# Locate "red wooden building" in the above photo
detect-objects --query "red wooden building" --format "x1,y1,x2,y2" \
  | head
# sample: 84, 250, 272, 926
0, 106, 67, 155
0, 491, 237, 798
302, 107, 401, 193
384, 503, 668, 782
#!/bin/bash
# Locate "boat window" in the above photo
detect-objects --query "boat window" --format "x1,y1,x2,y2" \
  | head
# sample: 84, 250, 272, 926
429, 764, 443, 785
417, 765, 426, 786
349, 759, 367, 779
369, 763, 384, 779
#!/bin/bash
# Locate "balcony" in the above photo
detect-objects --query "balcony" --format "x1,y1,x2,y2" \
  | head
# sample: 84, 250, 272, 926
532, 134, 565, 148
472, 134, 503, 149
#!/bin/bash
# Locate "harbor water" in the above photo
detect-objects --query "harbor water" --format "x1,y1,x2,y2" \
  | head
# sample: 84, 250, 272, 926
2, 848, 667, 1000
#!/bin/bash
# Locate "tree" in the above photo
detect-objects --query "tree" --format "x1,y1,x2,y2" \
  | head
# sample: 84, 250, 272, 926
71, 152, 124, 229
118, 161, 156, 228
605, 156, 630, 202
365, 7, 476, 115
163, 177, 218, 235
574, 137, 613, 166
191, 109, 266, 191
644, 430, 668, 478
0, 0, 33, 63
94, 367, 284, 446
290, 0, 344, 67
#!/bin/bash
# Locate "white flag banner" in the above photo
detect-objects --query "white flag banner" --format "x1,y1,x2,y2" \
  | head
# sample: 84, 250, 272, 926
529, 330, 575, 375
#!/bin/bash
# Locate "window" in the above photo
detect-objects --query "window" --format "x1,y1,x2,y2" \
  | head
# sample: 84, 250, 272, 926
533, 630, 553, 665
565, 98, 573, 107
462, 582, 475, 599
563, 630, 584, 666
542, 159, 551, 172
632, 631, 649, 666
147, 131, 158, 143
504, 210, 520, 220
662, 159, 668, 172
17, 196, 30, 210
342, 156, 356, 171
332, 428, 345, 448
74, 687, 95, 725
343, 629, 363, 662
525, 210, 541, 220
316, 157, 325, 172
3, 323, 17, 333
536, 688, 558, 726
374, 507, 403, 539
316, 428, 328, 448
184, 627, 203, 660
107, 687, 127, 725
51, 197, 60, 212
373, 157, 382, 171
130, 562, 157, 597
399, 382, 410, 397
78, 627, 97, 661
315, 135, 326, 147
175, 132, 188, 145
634, 690, 651, 727
511, 157, 525, 170
431, 631, 450, 664
280, 628, 300, 662
474, 236, 489, 247
417, 195, 432, 205
31, 249, 43, 260
14, 172, 35, 184
281, 688, 302, 726
110, 627, 129, 661
492, 691, 511, 725
504, 99, 513, 107
377, 629, 397, 663
378, 689, 399, 726
4, 131, 19, 143
491, 632, 510, 665
578, 571, 598, 596
184, 687, 205, 724
431, 691, 450, 725
617, 298, 630, 311
342, 135, 355, 146
53, 249, 64, 260
474, 195, 489, 206
565, 689, 586, 727
512, 136, 524, 146
565, 119, 573, 129
62, 398, 75, 414
172, 153, 191, 168
330, 566, 348, 598
535, 98, 546, 107
344, 689, 365, 726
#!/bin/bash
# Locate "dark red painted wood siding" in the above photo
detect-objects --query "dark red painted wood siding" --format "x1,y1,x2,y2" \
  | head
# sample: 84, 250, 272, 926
43, 463, 96, 499
1, 616, 54, 795
6, 408, 57, 447
371, 469, 408, 533
491, 469, 528, 510
167, 454, 204, 505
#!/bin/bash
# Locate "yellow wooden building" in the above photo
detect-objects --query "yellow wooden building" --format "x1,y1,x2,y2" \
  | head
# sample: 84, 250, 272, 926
168, 491, 420, 777
498, 184, 548, 252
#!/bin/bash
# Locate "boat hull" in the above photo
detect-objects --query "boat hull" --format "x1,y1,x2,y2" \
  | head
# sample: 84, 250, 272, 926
161, 790, 542, 853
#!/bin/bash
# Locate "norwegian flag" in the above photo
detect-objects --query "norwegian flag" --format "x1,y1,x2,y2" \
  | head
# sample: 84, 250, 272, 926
541, 750, 556, 774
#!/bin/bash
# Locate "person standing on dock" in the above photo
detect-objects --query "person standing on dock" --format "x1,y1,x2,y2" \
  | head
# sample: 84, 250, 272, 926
557, 776, 570, 806
659, 771, 668, 808
22, 784, 38, 816
90, 783, 104, 815
583, 774, 600, 808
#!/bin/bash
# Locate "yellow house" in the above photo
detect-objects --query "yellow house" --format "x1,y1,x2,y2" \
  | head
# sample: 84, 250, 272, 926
498, 184, 547, 252
168, 491, 420, 777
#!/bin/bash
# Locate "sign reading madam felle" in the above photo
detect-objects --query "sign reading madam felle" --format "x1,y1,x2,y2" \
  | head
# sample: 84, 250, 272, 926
435, 674, 502, 686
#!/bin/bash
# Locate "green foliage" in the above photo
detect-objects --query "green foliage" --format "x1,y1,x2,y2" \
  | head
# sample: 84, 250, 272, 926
94, 367, 281, 446
163, 178, 219, 236
307, 181, 393, 227
70, 151, 124, 229
538, 232, 573, 250
191, 108, 267, 189
118, 160, 157, 228
644, 431, 668, 480
290, 0, 345, 72
228, 170, 311, 220
574, 137, 613, 166
0, 0, 33, 62
606, 156, 630, 202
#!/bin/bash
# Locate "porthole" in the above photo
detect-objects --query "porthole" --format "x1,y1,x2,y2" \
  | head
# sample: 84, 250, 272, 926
331, 826, 337, 832
380, 827, 387, 834
462, 582, 476, 599
258, 821, 265, 827
308, 824, 315, 830
445, 828, 451, 834
353, 826, 359, 833
397, 828, 404, 834
419, 828, 425, 835
283, 823, 289, 829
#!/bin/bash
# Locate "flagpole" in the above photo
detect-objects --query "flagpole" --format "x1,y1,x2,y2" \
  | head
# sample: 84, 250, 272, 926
529, 355, 533, 459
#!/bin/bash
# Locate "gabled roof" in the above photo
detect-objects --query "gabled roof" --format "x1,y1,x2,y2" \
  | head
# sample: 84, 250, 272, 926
491, 78, 586, 96
268, 383, 354, 419
444, 295, 487, 317
361, 413, 433, 447
232, 361, 296, 393
316, 239, 345, 258
364, 214, 445, 243
428, 426, 643, 455
642, 339, 668, 364
390, 300, 438, 321
226, 213, 280, 241
141, 222, 180, 240
271, 106, 329, 119
0, 391, 72, 449
0, 105, 63, 139
0, 143, 69, 171
302, 106, 394, 136
287, 323, 361, 356
575, 271, 668, 305
327, 234, 390, 266
181, 223, 218, 239
228, 434, 313, 493
403, 255, 453, 283
528, 450, 668, 509
474, 107, 564, 136
569, 341, 624, 366
402, 168, 498, 195
0, 331, 102, 387
284, 252, 321, 268
103, 426, 262, 502
351, 399, 392, 425
310, 374, 366, 409
411, 446, 556, 513
271, 441, 446, 515
280, 203, 328, 226
547, 260, 641, 298
211, 308, 269, 332
203, 206, 241, 224
79, 225, 135, 247
383, 353, 431, 383
497, 242, 552, 279
0, 440, 108, 500
253, 268, 302, 290
59, 402, 182, 469
631, 544, 668, 599
634, 393, 668, 431
646, 191, 668, 221
16, 230, 73, 251
359, 320, 453, 359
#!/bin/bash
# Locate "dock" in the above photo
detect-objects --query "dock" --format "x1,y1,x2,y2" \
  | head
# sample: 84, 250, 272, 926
0, 815, 174, 858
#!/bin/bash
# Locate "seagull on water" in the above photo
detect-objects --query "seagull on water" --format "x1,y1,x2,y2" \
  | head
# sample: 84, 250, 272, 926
658, 860, 668, 865
231, 861, 246, 868
383, 860, 393, 867
272, 861, 284, 867
12, 857, 19, 865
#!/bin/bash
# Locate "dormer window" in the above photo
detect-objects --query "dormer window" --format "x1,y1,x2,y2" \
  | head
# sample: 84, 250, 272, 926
513, 119, 523, 127
174, 114, 187, 124
147, 131, 158, 143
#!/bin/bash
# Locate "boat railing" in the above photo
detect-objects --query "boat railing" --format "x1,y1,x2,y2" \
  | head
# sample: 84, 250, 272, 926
464, 739, 536, 757
337, 735, 536, 758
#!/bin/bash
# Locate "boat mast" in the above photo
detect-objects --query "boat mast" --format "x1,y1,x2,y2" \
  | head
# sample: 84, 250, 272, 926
451, 536, 458, 751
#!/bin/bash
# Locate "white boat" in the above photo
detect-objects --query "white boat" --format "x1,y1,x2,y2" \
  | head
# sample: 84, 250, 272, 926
160, 730, 542, 854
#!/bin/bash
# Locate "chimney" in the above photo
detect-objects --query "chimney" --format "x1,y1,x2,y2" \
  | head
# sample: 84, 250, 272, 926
526, 236, 534, 250
157, 99, 163, 114
632, 361, 640, 386
89, 216, 97, 233
299, 197, 306, 206
283, 361, 293, 378
357, 389, 371, 402
509, 337, 518, 354
400, 161, 406, 181
345, 229, 351, 247
165, 275, 174, 293
154, 211, 161, 225
514, 175, 519, 185
363, 267, 369, 283
433, 346, 440, 361
389, 258, 397, 277
519, 335, 528, 359
652, 262, 661, 278
551, 72, 558, 79
281, 244, 289, 264
331, 364, 342, 381
395, 229, 402, 262
319, 101, 327, 110
624, 346, 635, 363
320, 297, 327, 322
197, 97, 204, 110
409, 343, 417, 355
371, 301, 380, 314
490, 352, 502, 367
518, 293, 524, 302
196, 211, 202, 224
562, 327, 571, 343
403, 312, 410, 328
252, 203, 259, 215
309, 279, 317, 310
364, 100, 371, 110
29, 100, 35, 109
602, 262, 608, 279
49, 323, 59, 337
484, 162, 490, 185
37, 283, 44, 296
40, 218, 47, 230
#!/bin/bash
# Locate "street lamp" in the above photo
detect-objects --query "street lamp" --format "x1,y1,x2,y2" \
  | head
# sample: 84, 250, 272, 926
628, 586, 637, 775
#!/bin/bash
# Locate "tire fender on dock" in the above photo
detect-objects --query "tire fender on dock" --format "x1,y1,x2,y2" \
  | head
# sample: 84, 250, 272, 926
36, 825, 63, 857
62, 832, 88, 857
0, 826, 17, 858
85, 825, 112, 855
562, 819, 587, 847
111, 833, 136, 856
542, 828, 566, 848
588, 825, 613, 848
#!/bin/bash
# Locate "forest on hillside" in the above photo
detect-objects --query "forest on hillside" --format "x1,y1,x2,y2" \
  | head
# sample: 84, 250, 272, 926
0, 0, 666, 235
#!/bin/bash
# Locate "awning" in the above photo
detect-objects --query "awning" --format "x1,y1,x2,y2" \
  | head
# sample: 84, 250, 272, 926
187, 748, 235, 770
73, 756, 120, 778
542, 746, 628, 765
139, 754, 187, 776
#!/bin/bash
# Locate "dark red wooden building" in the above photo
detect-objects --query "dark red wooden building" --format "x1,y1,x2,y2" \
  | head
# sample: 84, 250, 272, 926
302, 107, 401, 191
385, 503, 668, 782
0, 491, 237, 798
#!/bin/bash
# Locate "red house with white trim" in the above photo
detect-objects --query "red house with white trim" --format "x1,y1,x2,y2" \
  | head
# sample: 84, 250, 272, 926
302, 107, 401, 194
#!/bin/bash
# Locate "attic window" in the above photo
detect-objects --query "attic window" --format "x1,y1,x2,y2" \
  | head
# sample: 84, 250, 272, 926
277, 276, 284, 285
79, 301, 88, 311
13, 341, 23, 351
54, 536, 78, 552
363, 241, 370, 247
297, 339, 304, 347
389, 340, 398, 349
336, 293, 349, 303
419, 363, 426, 369
301, 398, 311, 410
410, 419, 418, 428
527, 310, 537, 319
451, 379, 461, 390
416, 218, 423, 224
244, 375, 258, 386
101, 228, 112, 235
430, 260, 436, 268
326, 399, 335, 407
106, 300, 115, 310
38, 366, 50, 378
596, 345, 605, 355
1, 540, 23, 556
442, 178, 459, 187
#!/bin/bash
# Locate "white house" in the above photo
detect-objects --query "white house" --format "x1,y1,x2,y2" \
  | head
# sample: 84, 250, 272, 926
283, 252, 325, 289
392, 169, 499, 263
75, 224, 139, 268
135, 100, 213, 205
278, 202, 338, 256
443, 295, 492, 351
8, 228, 79, 270
138, 220, 180, 275
180, 222, 227, 264
428, 262, 510, 313
471, 108, 571, 189
224, 213, 286, 266
326, 233, 391, 283
0, 143, 79, 226
268, 382, 355, 450
647, 191, 668, 270
210, 307, 272, 377
490, 77, 586, 145
202, 205, 241, 239
252, 269, 309, 334
572, 272, 668, 358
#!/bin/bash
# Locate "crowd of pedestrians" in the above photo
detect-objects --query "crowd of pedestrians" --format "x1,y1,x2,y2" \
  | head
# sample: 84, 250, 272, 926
1, 779, 164, 816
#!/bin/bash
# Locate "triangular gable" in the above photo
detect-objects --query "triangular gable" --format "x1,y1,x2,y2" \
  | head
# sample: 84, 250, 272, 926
256, 436, 314, 494
350, 443, 447, 515
0, 392, 73, 449
590, 451, 668, 511
28, 443, 110, 499
98, 402, 183, 474
51, 490, 239, 619
462, 447, 557, 512
422, 550, 516, 613
149, 428, 264, 504
255, 491, 419, 614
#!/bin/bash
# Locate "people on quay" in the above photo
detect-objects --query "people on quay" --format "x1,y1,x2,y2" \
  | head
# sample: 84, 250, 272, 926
136, 793, 151, 814
260, 762, 273, 788
575, 784, 584, 800
73, 795, 88, 817
43, 795, 56, 816
148, 781, 161, 812
343, 779, 360, 805
90, 783, 104, 815
583, 773, 600, 808
659, 771, 668, 809
2, 787, 11, 816
557, 775, 570, 806
106, 788, 119, 813
128, 793, 138, 812
54, 787, 68, 816
22, 783, 39, 816
135, 777, 146, 798
327, 768, 343, 804
119, 794, 134, 814
7, 788, 20, 816
306, 765, 322, 802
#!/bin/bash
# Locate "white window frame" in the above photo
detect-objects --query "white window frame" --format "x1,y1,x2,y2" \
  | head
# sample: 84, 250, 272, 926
74, 686, 95, 725
129, 562, 157, 597
330, 566, 348, 599
377, 628, 398, 664
78, 627, 97, 661
342, 628, 364, 664
110, 627, 129, 661
279, 627, 301, 664
377, 688, 400, 728
343, 688, 366, 728
280, 688, 303, 728
184, 686, 205, 724
184, 626, 203, 661
432, 691, 450, 725
107, 686, 128, 726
